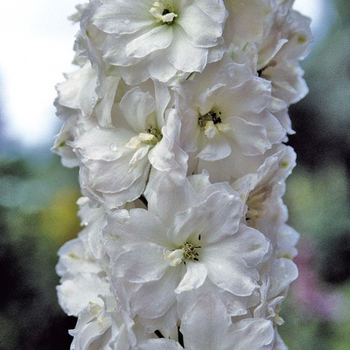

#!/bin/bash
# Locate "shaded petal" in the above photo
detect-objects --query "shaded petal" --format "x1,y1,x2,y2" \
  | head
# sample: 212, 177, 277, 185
175, 261, 207, 293
130, 265, 184, 319
120, 87, 156, 132
145, 173, 199, 222
180, 294, 235, 350
167, 25, 208, 72
229, 319, 275, 350
170, 189, 242, 246
177, 2, 224, 48
197, 132, 231, 161
126, 25, 173, 58
92, 1, 153, 35
204, 248, 259, 296
149, 108, 187, 173
267, 258, 298, 299
136, 339, 183, 350
106, 208, 170, 247
147, 52, 181, 83
227, 117, 270, 156
73, 127, 133, 161
114, 243, 168, 283
57, 273, 109, 316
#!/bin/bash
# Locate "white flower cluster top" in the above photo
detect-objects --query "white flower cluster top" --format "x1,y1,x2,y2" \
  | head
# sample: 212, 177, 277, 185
53, 0, 311, 349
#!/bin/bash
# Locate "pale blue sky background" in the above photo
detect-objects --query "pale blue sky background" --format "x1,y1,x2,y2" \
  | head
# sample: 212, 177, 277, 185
0, 0, 331, 148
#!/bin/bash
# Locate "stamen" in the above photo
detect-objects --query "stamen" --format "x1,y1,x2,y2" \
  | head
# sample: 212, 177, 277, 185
146, 126, 163, 142
182, 241, 201, 261
198, 110, 222, 128
124, 126, 162, 149
150, 1, 177, 24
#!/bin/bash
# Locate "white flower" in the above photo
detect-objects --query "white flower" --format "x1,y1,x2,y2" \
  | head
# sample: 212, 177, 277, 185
180, 294, 275, 350
55, 61, 99, 121
276, 224, 299, 260
52, 60, 122, 167
52, 115, 81, 168
56, 200, 109, 316
71, 84, 187, 209
135, 339, 183, 350
56, 198, 151, 349
224, 0, 312, 133
232, 145, 296, 242
104, 173, 270, 325
81, 0, 227, 84
53, 0, 312, 346
256, 8, 312, 106
55, 60, 121, 126
177, 57, 285, 182
69, 297, 115, 350
69, 294, 152, 350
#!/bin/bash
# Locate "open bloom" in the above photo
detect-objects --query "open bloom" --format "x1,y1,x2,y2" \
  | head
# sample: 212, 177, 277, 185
104, 173, 270, 326
223, 0, 312, 133
71, 84, 187, 209
81, 0, 228, 84
53, 0, 312, 347
177, 57, 285, 182
180, 294, 275, 350
56, 198, 152, 349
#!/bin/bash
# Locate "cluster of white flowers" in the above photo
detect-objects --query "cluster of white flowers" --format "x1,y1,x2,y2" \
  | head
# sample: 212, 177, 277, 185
53, 0, 311, 349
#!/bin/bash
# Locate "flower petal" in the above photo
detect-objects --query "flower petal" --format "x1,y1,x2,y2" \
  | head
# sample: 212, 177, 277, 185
114, 243, 168, 283
126, 25, 173, 58
175, 261, 208, 293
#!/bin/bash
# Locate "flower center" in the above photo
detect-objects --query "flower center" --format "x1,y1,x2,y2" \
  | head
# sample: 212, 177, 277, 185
182, 241, 201, 261
146, 126, 163, 142
124, 126, 162, 149
164, 240, 202, 266
246, 186, 271, 228
150, 1, 177, 24
198, 110, 222, 128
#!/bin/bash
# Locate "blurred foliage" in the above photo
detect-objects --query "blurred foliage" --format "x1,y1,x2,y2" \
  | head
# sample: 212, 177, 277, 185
279, 0, 350, 348
0, 153, 80, 349
0, 0, 350, 349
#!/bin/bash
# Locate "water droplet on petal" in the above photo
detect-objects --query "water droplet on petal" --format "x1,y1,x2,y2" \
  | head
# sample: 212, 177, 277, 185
109, 143, 118, 151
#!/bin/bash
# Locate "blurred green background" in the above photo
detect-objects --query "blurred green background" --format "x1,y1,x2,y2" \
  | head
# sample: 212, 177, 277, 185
0, 1, 350, 349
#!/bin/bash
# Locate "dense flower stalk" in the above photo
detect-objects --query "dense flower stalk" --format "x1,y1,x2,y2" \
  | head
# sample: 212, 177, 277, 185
53, 0, 311, 348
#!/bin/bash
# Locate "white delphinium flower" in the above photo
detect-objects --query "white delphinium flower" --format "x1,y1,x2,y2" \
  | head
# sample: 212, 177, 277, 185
56, 199, 115, 347
70, 295, 153, 350
232, 145, 296, 242
69, 296, 117, 350
57, 198, 152, 349
71, 83, 187, 210
255, 6, 312, 134
134, 295, 275, 350
52, 60, 121, 167
229, 146, 300, 348
104, 172, 271, 330
177, 56, 285, 182
78, 0, 228, 84
224, 0, 312, 133
56, 200, 109, 316
180, 294, 275, 350
54, 60, 121, 126
255, 7, 312, 105
52, 115, 82, 168
53, 0, 312, 348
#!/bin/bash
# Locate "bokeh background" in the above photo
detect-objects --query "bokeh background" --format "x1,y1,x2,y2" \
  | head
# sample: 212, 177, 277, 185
0, 0, 349, 349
